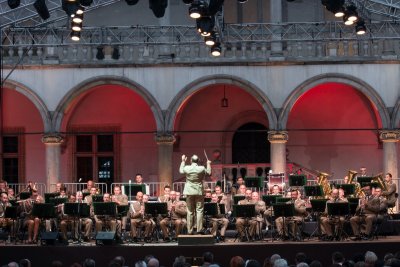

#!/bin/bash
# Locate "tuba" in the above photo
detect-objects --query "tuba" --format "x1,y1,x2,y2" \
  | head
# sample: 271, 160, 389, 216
372, 173, 387, 191
347, 170, 365, 198
317, 172, 332, 198
347, 170, 357, 184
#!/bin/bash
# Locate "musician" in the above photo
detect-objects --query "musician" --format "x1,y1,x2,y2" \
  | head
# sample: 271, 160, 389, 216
0, 192, 16, 239
215, 185, 232, 213
82, 180, 95, 194
160, 190, 187, 241
338, 188, 347, 202
275, 189, 307, 241
232, 177, 244, 195
0, 180, 7, 193
20, 189, 44, 243
134, 173, 149, 195
60, 194, 78, 242
54, 182, 65, 193
130, 192, 154, 242
271, 185, 282, 195
235, 189, 256, 241
112, 185, 129, 232
209, 193, 228, 242
251, 191, 266, 239
95, 193, 121, 240
75, 191, 92, 242
350, 186, 383, 240
175, 191, 182, 200
359, 167, 367, 177
236, 185, 247, 196
382, 173, 397, 208
320, 189, 348, 241
158, 185, 171, 202
7, 188, 16, 201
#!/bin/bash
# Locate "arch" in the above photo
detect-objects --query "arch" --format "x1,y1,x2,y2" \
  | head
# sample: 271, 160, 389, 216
165, 75, 277, 132
53, 76, 164, 132
2, 80, 51, 132
279, 73, 391, 130
393, 97, 400, 128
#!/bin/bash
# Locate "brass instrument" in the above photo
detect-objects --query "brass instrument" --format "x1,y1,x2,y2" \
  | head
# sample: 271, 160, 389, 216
372, 173, 387, 191
347, 170, 365, 198
317, 172, 332, 198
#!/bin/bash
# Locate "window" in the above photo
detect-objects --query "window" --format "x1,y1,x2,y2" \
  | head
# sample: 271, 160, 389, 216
1, 133, 24, 184
74, 132, 118, 184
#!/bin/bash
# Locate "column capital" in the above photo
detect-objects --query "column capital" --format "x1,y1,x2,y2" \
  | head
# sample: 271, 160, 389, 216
42, 134, 64, 144
268, 131, 288, 144
155, 133, 176, 145
379, 130, 400, 143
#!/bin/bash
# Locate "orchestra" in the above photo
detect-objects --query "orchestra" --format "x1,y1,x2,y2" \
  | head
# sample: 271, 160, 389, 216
0, 169, 397, 245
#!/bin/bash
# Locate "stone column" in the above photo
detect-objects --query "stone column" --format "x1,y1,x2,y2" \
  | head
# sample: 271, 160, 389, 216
268, 131, 288, 175
379, 130, 400, 179
42, 134, 64, 190
270, 0, 284, 60
155, 133, 176, 186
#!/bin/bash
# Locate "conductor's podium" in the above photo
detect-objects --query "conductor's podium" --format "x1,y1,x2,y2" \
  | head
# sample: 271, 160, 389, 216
178, 234, 215, 245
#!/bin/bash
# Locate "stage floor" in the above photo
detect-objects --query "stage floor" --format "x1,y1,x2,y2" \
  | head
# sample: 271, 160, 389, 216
1, 236, 400, 266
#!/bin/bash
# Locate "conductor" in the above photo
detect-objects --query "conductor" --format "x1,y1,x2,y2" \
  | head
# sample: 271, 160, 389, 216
180, 154, 211, 234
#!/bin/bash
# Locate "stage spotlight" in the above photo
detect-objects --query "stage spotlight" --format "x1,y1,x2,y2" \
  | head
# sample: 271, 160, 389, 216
76, 5, 84, 14
204, 32, 216, 46
125, 0, 139, 5
96, 46, 105, 60
355, 20, 366, 35
33, 0, 50, 20
345, 5, 358, 22
7, 0, 20, 9
208, 0, 223, 16
79, 0, 93, 6
182, 0, 192, 4
70, 30, 81, 41
62, 0, 78, 16
149, 0, 168, 18
211, 42, 221, 56
71, 21, 82, 31
237, 0, 247, 3
112, 47, 120, 60
196, 16, 214, 37
189, 0, 206, 19
72, 13, 83, 23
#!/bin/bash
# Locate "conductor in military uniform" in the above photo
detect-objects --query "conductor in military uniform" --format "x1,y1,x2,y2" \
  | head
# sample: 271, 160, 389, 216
179, 154, 211, 234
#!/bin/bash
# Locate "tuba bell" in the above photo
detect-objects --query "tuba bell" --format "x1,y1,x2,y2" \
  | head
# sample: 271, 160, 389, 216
347, 170, 357, 184
347, 170, 365, 198
372, 173, 387, 191
317, 172, 332, 198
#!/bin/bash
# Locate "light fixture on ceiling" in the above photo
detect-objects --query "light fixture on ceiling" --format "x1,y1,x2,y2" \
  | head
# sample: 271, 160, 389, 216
96, 46, 105, 60
149, 0, 168, 18
72, 13, 83, 23
112, 47, 120, 60
7, 0, 20, 9
221, 86, 228, 108
189, 0, 206, 19
205, 32, 216, 46
355, 20, 366, 35
70, 30, 81, 41
211, 42, 221, 57
71, 21, 82, 31
33, 0, 50, 20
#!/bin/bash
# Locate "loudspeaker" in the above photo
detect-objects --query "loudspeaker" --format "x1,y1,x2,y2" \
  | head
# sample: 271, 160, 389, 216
95, 231, 115, 245
178, 234, 215, 245
40, 232, 59, 245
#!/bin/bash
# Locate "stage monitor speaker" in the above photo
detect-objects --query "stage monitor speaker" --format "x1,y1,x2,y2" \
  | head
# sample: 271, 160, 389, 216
95, 231, 116, 245
178, 234, 215, 245
40, 231, 59, 245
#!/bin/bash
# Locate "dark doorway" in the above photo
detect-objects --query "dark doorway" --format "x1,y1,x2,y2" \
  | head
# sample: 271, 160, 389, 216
232, 122, 270, 164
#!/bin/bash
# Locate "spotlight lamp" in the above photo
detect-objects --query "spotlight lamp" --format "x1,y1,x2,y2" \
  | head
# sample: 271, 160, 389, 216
204, 32, 216, 46
355, 20, 366, 35
71, 21, 82, 31
182, 0, 192, 4
96, 46, 105, 60
345, 5, 358, 22
70, 30, 81, 41
125, 0, 139, 5
7, 0, 20, 9
211, 42, 221, 57
33, 0, 50, 20
238, 0, 247, 3
189, 0, 206, 19
149, 0, 168, 18
72, 13, 83, 23
196, 16, 215, 37
79, 0, 93, 6
76, 5, 84, 14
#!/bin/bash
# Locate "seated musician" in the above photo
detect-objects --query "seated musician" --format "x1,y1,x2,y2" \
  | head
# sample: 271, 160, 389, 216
130, 192, 154, 242
214, 185, 232, 214
350, 186, 386, 240
382, 173, 397, 209
209, 192, 228, 242
84, 187, 97, 206
236, 184, 247, 196
251, 191, 266, 239
76, 191, 93, 242
60, 194, 78, 242
112, 185, 128, 231
231, 177, 245, 195
271, 185, 282, 196
82, 180, 95, 194
158, 185, 171, 203
95, 193, 122, 240
0, 180, 7, 193
275, 189, 307, 241
236, 189, 263, 241
0, 192, 16, 239
53, 182, 65, 194
320, 189, 348, 241
338, 188, 347, 202
7, 188, 16, 201
19, 189, 44, 243
160, 190, 187, 241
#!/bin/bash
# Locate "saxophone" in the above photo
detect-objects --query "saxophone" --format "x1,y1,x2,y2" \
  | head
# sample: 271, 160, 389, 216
317, 172, 332, 198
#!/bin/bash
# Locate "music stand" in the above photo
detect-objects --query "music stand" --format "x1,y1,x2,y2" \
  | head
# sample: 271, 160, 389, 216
92, 195, 104, 203
144, 202, 168, 241
276, 197, 291, 203
64, 203, 91, 243
309, 199, 329, 239
304, 186, 323, 198
117, 205, 130, 218
124, 184, 145, 201
4, 206, 18, 244
45, 193, 60, 203
289, 175, 306, 187
233, 195, 245, 204
218, 204, 226, 215
50, 197, 68, 206
31, 203, 58, 244
204, 197, 212, 203
336, 184, 355, 196
327, 202, 350, 240
347, 197, 359, 204
19, 192, 31, 200
204, 203, 218, 216
262, 195, 280, 206
272, 203, 295, 239
357, 177, 373, 188
245, 177, 263, 189
233, 204, 255, 242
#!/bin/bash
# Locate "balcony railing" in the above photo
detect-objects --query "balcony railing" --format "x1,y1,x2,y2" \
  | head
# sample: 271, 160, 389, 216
1, 21, 400, 66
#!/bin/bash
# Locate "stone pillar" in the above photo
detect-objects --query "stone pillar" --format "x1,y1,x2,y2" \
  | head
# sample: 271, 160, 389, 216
42, 134, 64, 190
155, 133, 176, 186
270, 0, 284, 60
268, 131, 288, 175
379, 130, 400, 179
